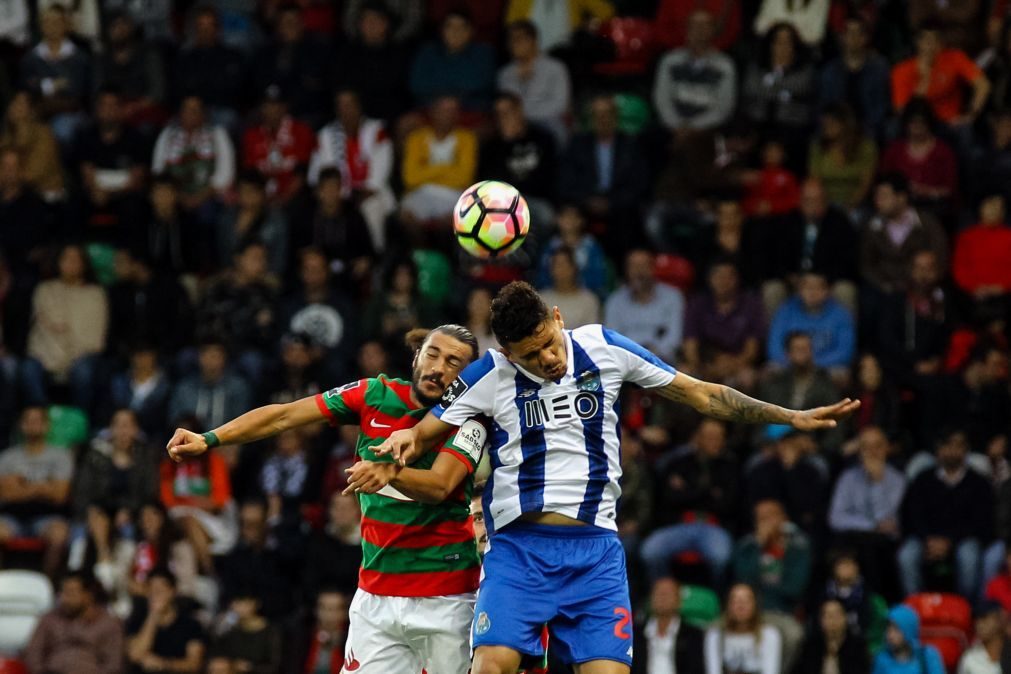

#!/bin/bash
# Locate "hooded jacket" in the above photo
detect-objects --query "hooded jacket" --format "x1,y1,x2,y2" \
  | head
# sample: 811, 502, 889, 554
872, 605, 945, 674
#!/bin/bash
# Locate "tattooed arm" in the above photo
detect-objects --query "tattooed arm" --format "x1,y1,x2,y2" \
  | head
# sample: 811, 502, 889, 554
656, 371, 860, 430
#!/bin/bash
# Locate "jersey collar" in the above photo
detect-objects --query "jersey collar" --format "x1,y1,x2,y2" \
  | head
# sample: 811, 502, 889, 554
510, 330, 575, 385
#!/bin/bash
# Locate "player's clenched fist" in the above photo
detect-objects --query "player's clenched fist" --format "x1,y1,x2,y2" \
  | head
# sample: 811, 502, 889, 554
343, 462, 400, 495
166, 428, 208, 462
373, 428, 420, 465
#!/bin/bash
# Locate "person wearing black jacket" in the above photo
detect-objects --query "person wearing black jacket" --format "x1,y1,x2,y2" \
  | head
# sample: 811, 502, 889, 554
632, 577, 705, 674
898, 429, 995, 598
793, 599, 869, 674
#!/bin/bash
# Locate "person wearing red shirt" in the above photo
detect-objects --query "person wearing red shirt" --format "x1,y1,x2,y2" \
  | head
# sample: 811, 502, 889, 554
655, 0, 741, 52
953, 194, 1011, 300
891, 23, 990, 125
880, 101, 957, 214
242, 84, 316, 204
742, 139, 800, 217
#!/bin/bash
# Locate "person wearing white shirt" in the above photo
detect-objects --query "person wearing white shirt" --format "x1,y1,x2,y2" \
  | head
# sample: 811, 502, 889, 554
539, 246, 601, 329
958, 602, 1011, 674
633, 577, 704, 674
704, 584, 782, 674
498, 20, 571, 145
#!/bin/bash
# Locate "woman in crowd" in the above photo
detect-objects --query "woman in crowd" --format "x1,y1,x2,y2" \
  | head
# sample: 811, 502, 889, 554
808, 103, 878, 212
793, 599, 869, 674
704, 583, 783, 674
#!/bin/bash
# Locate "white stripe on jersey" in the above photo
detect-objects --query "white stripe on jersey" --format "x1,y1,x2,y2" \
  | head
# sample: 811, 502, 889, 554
432, 324, 677, 534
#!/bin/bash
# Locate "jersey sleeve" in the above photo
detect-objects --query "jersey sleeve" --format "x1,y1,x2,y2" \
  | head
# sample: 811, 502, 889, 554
431, 351, 499, 427
602, 327, 678, 388
315, 379, 370, 426
440, 418, 488, 474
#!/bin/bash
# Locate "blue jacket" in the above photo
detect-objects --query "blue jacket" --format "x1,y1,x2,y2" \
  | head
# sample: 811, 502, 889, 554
768, 297, 855, 368
819, 53, 891, 137
872, 605, 945, 674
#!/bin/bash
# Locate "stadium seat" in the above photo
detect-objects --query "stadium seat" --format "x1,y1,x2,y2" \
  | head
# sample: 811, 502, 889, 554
0, 659, 28, 674
865, 593, 889, 654
904, 593, 972, 671
654, 254, 695, 291
593, 18, 659, 77
680, 584, 720, 628
45, 405, 90, 448
85, 242, 118, 286
0, 571, 54, 655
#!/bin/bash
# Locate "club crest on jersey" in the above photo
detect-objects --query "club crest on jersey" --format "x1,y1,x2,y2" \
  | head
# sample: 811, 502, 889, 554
576, 370, 601, 392
441, 378, 469, 405
475, 612, 491, 635
325, 380, 361, 399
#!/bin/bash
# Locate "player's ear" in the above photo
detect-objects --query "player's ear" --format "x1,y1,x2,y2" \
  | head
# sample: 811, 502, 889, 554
553, 306, 564, 329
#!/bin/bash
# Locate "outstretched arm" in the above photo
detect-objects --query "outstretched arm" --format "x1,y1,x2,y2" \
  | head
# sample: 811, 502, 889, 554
657, 371, 859, 430
166, 396, 324, 461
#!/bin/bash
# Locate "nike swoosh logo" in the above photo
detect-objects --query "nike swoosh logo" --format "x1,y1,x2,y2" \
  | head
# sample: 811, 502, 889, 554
370, 419, 392, 429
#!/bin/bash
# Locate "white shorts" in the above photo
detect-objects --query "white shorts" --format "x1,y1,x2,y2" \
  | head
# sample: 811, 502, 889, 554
343, 588, 475, 674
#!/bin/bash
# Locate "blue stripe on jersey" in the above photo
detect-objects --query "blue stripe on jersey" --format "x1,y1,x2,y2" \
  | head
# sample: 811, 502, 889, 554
602, 327, 677, 375
513, 372, 546, 514
432, 350, 497, 419
484, 419, 508, 537
571, 337, 608, 523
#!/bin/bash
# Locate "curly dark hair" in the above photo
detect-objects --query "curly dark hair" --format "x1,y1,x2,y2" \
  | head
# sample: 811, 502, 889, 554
490, 281, 550, 346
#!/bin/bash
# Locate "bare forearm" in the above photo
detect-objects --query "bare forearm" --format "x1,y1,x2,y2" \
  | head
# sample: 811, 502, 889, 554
391, 467, 456, 503
659, 376, 794, 425
415, 413, 454, 452
212, 397, 321, 445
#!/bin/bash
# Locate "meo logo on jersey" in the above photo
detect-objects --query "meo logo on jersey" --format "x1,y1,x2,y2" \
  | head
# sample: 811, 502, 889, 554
441, 378, 469, 405
522, 391, 600, 427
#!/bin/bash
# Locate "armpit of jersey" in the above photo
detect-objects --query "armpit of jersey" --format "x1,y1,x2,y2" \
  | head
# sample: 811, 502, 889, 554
446, 418, 488, 466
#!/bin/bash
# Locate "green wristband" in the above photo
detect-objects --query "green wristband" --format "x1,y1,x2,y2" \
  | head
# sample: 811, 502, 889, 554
202, 431, 220, 448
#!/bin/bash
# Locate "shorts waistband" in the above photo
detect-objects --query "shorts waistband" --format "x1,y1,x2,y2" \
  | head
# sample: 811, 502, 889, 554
499, 521, 617, 539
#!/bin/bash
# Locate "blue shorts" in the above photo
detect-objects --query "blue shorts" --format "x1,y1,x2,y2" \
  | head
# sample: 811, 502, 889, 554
472, 522, 633, 666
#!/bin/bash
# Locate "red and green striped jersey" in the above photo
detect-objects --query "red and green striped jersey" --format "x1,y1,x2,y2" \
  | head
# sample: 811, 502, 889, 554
315, 375, 483, 597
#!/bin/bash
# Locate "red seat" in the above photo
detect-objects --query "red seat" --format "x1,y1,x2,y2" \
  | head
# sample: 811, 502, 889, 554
593, 18, 659, 76
0, 658, 28, 674
655, 254, 695, 291
905, 593, 972, 671
3, 538, 45, 553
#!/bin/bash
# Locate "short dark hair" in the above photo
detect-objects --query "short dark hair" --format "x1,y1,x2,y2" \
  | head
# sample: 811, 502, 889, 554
490, 281, 550, 346
784, 330, 812, 351
444, 7, 473, 24
875, 172, 910, 198
550, 246, 577, 268
316, 166, 343, 186
148, 567, 177, 589
507, 19, 538, 40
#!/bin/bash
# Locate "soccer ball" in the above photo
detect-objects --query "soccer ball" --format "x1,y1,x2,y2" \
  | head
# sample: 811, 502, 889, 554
453, 181, 530, 258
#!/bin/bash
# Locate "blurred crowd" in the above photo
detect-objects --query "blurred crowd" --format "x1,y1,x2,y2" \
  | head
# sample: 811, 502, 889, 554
2, 0, 1011, 672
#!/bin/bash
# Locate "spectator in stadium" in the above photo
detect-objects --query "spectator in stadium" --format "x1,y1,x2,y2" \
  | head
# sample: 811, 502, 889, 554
498, 20, 571, 144
103, 0, 173, 44
881, 100, 958, 218
344, 0, 422, 42
535, 204, 608, 299
480, 92, 557, 228
793, 599, 869, 674
818, 18, 890, 137
850, 354, 902, 439
681, 258, 763, 389
333, 2, 409, 122
77, 88, 148, 240
458, 287, 495, 358
952, 194, 1011, 314
0, 406, 71, 578
308, 88, 395, 252
618, 430, 651, 563
807, 105, 878, 213
93, 11, 165, 128
872, 605, 945, 674
302, 492, 362, 601
409, 9, 495, 111
753, 0, 829, 46
301, 168, 373, 284
277, 247, 357, 379
747, 431, 828, 537
692, 197, 765, 288
891, 22, 990, 126
558, 94, 649, 251
632, 577, 705, 674
260, 429, 310, 529
159, 435, 235, 574
400, 95, 477, 224
151, 95, 235, 227
899, 428, 994, 598
168, 340, 252, 434
957, 601, 1011, 674
655, 0, 741, 53
0, 146, 53, 282
757, 332, 844, 451
860, 174, 948, 297
242, 85, 316, 206
18, 5, 91, 144
126, 568, 206, 674
25, 243, 108, 409
742, 138, 801, 218
741, 23, 815, 171
286, 589, 350, 674
909, 0, 985, 54
262, 332, 327, 406
128, 503, 199, 603
253, 4, 331, 124
142, 176, 201, 276
604, 248, 685, 364
72, 408, 157, 524
768, 272, 856, 380
875, 249, 951, 386
66, 504, 136, 618
107, 248, 192, 358
197, 242, 279, 384
108, 346, 171, 438
641, 418, 738, 586
215, 173, 288, 277
770, 178, 859, 315
538, 246, 600, 329
704, 583, 782, 674
652, 10, 737, 135
363, 258, 442, 358
732, 498, 810, 660
503, 0, 614, 54
24, 571, 124, 674
936, 347, 1011, 451
173, 7, 246, 130
0, 89, 64, 199
822, 552, 874, 635
828, 426, 906, 594
216, 500, 292, 620
210, 593, 282, 674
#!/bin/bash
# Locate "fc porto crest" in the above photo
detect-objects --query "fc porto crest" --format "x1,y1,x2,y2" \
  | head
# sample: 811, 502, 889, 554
575, 370, 601, 392
475, 611, 491, 635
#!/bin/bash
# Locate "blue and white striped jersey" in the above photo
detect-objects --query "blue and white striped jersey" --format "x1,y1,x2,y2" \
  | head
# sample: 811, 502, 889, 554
432, 324, 677, 534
